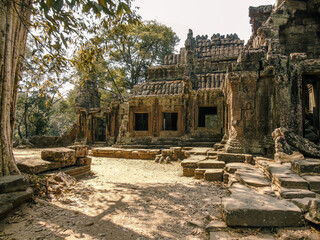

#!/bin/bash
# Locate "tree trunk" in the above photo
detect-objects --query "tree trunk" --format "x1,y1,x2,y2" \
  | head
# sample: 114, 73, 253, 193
0, 0, 31, 176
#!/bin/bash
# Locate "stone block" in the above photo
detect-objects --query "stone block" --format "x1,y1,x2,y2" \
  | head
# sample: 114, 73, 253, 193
217, 152, 252, 163
194, 168, 207, 179
0, 203, 13, 219
290, 198, 315, 212
302, 175, 320, 193
68, 145, 89, 157
204, 169, 223, 181
181, 159, 200, 168
272, 172, 309, 190
224, 163, 254, 174
183, 168, 195, 177
198, 160, 225, 169
0, 175, 29, 193
205, 220, 227, 232
292, 158, 320, 175
279, 188, 316, 199
76, 157, 92, 166
235, 168, 270, 188
223, 184, 304, 227
223, 172, 229, 184
41, 148, 76, 163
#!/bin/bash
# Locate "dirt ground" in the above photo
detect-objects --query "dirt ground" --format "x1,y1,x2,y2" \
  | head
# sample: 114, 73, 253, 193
0, 156, 227, 240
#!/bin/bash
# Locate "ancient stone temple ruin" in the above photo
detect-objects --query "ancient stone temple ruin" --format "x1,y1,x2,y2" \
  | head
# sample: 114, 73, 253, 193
75, 32, 244, 147
75, 0, 320, 158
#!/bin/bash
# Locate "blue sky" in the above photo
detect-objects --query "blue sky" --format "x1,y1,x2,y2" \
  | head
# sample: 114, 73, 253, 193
132, 0, 276, 49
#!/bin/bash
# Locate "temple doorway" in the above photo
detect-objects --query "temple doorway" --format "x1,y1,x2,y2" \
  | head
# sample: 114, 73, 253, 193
303, 74, 320, 143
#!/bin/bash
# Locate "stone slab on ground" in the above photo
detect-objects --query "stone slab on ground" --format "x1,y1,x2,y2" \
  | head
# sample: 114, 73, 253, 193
194, 168, 207, 179
17, 156, 78, 174
217, 152, 252, 164
42, 165, 91, 179
0, 188, 33, 219
272, 171, 309, 190
223, 184, 304, 227
198, 160, 225, 169
41, 148, 76, 163
235, 168, 270, 188
292, 158, 320, 175
76, 157, 92, 166
181, 159, 201, 168
68, 145, 89, 157
185, 147, 211, 156
0, 175, 29, 193
290, 198, 315, 212
205, 220, 227, 232
91, 147, 160, 160
302, 175, 320, 193
210, 232, 275, 240
279, 188, 316, 199
182, 168, 195, 177
204, 169, 223, 181
224, 163, 254, 174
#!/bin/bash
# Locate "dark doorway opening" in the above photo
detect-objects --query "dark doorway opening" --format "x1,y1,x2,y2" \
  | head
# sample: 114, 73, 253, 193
96, 118, 106, 141
198, 107, 217, 128
163, 113, 178, 131
134, 113, 149, 131
303, 76, 320, 143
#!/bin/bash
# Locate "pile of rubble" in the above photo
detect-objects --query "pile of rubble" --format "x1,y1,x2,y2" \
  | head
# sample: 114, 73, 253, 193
180, 147, 320, 233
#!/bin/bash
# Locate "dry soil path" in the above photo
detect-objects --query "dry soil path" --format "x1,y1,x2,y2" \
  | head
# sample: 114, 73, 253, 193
0, 157, 226, 240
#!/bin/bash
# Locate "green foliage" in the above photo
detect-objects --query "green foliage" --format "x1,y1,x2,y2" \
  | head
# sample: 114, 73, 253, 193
72, 20, 179, 106
104, 20, 180, 88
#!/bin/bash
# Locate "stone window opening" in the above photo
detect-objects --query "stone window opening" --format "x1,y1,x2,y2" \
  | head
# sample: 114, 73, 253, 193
134, 113, 149, 131
198, 107, 218, 128
162, 112, 178, 131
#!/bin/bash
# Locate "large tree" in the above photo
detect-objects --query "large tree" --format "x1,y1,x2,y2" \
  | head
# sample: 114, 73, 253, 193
0, 0, 135, 176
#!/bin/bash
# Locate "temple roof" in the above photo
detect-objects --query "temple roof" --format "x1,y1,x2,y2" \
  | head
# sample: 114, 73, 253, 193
131, 80, 185, 97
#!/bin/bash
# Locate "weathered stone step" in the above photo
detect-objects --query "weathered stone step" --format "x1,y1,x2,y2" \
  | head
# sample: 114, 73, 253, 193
302, 175, 320, 193
217, 152, 252, 164
197, 160, 225, 169
0, 187, 33, 219
223, 184, 304, 227
0, 175, 29, 193
235, 168, 270, 188
224, 163, 254, 174
41, 148, 76, 162
204, 169, 223, 181
42, 165, 91, 179
194, 168, 207, 179
279, 188, 316, 199
91, 147, 160, 160
292, 158, 320, 175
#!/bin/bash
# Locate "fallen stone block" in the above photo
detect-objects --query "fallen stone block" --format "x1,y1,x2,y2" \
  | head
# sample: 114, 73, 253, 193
68, 145, 89, 157
0, 203, 13, 219
76, 157, 92, 166
235, 168, 270, 188
272, 172, 309, 190
302, 175, 320, 193
223, 184, 304, 227
292, 158, 320, 175
181, 159, 201, 168
41, 148, 76, 163
279, 188, 316, 199
290, 198, 315, 212
204, 169, 223, 181
198, 160, 225, 169
183, 168, 195, 177
224, 163, 254, 174
217, 152, 252, 163
194, 168, 206, 179
0, 175, 29, 193
0, 188, 33, 219
205, 220, 227, 232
